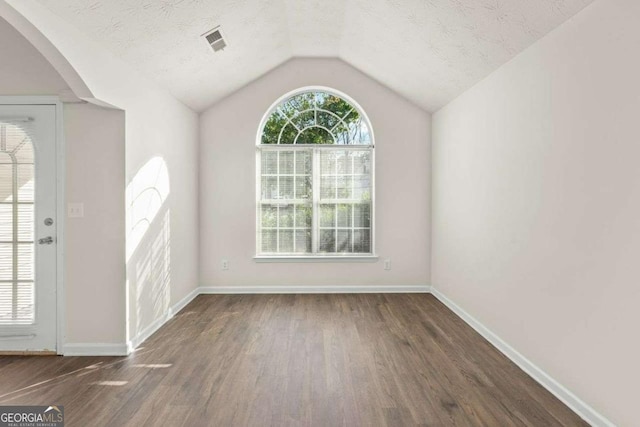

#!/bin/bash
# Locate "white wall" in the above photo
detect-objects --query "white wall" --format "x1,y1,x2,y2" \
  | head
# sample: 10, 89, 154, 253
200, 58, 431, 288
0, 16, 68, 96
124, 91, 199, 345
432, 0, 639, 424
0, 16, 127, 345
0, 3, 200, 350
64, 103, 126, 345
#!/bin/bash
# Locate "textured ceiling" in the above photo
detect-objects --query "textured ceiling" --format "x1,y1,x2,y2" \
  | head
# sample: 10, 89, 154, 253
34, 0, 595, 112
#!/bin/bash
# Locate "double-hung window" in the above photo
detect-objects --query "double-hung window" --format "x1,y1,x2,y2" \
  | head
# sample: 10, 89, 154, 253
256, 88, 374, 257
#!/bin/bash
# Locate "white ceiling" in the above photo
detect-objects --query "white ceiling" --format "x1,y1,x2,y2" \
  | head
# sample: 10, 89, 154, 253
35, 0, 595, 112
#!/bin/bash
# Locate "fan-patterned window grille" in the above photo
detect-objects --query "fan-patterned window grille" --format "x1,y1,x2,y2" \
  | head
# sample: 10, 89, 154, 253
0, 120, 35, 324
257, 89, 374, 256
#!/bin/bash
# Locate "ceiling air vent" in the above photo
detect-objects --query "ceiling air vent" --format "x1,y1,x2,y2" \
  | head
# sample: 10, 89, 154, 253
203, 27, 227, 52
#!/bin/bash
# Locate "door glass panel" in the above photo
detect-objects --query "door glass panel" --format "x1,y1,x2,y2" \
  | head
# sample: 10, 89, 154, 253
17, 165, 34, 202
0, 122, 35, 324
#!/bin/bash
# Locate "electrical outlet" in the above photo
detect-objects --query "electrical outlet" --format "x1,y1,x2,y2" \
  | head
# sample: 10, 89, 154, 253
222, 259, 229, 270
384, 259, 391, 270
68, 202, 84, 218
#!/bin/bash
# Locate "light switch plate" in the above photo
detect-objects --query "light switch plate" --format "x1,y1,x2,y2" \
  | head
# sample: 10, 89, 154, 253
68, 202, 84, 218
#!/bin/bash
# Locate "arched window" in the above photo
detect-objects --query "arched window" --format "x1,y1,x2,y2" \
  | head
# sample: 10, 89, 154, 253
256, 88, 374, 257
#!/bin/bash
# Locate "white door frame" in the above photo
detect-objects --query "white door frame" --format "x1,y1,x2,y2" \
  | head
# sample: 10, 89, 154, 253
0, 96, 65, 354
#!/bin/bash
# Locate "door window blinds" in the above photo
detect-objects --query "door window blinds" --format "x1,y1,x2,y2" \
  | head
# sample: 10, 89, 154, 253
0, 119, 35, 324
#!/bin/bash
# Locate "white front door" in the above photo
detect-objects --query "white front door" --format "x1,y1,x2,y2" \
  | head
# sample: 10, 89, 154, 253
0, 104, 57, 352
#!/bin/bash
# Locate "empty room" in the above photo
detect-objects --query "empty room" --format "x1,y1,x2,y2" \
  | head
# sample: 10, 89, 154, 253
0, 0, 636, 425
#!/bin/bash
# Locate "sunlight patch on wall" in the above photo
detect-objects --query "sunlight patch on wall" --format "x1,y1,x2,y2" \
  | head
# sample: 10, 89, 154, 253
126, 157, 170, 261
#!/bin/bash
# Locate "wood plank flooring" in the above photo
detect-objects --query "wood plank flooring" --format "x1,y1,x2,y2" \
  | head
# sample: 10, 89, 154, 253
0, 294, 587, 426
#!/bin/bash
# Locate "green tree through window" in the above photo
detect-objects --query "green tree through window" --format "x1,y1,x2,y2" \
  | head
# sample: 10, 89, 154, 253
257, 89, 374, 256
261, 91, 371, 145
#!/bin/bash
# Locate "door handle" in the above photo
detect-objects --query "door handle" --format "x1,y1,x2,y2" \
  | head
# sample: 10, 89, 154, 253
38, 236, 54, 245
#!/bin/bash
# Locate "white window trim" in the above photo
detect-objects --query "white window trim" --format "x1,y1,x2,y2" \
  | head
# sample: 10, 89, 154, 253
255, 87, 376, 261
254, 255, 379, 263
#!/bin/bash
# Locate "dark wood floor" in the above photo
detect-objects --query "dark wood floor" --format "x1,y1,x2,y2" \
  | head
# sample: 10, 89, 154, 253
0, 294, 586, 426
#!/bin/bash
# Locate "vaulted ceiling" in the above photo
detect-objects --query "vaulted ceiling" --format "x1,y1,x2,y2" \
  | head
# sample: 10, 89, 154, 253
35, 0, 595, 112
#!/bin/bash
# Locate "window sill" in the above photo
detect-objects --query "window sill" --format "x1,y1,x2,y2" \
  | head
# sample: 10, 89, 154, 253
254, 255, 379, 263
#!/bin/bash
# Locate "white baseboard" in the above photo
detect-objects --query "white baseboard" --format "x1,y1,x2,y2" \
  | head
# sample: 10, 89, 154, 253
127, 287, 201, 353
169, 287, 200, 316
198, 285, 431, 294
430, 287, 614, 427
60, 283, 613, 426
127, 312, 170, 353
62, 343, 128, 356
126, 285, 428, 352
70, 285, 432, 357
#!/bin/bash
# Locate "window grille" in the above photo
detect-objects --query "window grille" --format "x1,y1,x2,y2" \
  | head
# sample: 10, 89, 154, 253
257, 89, 374, 256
